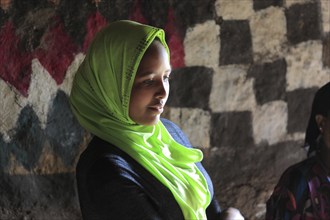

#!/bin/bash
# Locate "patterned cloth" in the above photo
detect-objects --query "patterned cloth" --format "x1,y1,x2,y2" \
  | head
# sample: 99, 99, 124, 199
266, 155, 330, 220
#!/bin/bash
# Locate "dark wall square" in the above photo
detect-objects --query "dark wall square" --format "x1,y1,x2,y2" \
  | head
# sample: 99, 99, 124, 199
287, 87, 318, 133
285, 3, 321, 45
211, 111, 254, 148
141, 0, 170, 28
167, 66, 213, 109
98, 0, 135, 22
253, 0, 283, 11
220, 20, 253, 65
171, 0, 215, 32
323, 33, 330, 68
247, 58, 287, 105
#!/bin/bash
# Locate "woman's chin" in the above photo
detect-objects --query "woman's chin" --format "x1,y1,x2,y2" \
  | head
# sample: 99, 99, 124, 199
135, 115, 160, 126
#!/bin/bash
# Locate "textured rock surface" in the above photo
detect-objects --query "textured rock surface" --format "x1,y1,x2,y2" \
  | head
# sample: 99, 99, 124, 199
0, 0, 329, 219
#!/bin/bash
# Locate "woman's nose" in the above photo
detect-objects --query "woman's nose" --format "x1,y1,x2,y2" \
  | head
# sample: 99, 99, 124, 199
155, 80, 168, 99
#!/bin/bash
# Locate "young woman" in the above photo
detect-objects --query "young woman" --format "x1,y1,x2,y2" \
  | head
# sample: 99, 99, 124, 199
70, 20, 244, 220
266, 82, 330, 219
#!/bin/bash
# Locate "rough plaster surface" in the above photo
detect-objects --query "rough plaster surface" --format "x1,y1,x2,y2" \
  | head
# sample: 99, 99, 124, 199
220, 20, 253, 65
247, 59, 287, 105
0, 80, 22, 142
215, 0, 254, 20
0, 1, 329, 219
252, 101, 288, 145
28, 59, 58, 129
184, 20, 220, 68
168, 107, 211, 149
286, 40, 330, 91
250, 6, 287, 62
209, 65, 256, 112
59, 53, 85, 95
321, 0, 330, 33
286, 3, 321, 44
167, 66, 213, 109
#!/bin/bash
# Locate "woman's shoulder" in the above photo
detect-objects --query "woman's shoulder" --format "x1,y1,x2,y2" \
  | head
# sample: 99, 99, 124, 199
160, 118, 182, 135
274, 156, 318, 192
78, 136, 138, 178
280, 156, 317, 179
160, 118, 192, 148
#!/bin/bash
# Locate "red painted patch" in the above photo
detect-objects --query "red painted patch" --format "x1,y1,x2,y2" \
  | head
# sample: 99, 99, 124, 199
83, 11, 108, 52
0, 22, 32, 96
0, 6, 186, 96
129, 0, 148, 24
34, 17, 78, 85
165, 8, 185, 69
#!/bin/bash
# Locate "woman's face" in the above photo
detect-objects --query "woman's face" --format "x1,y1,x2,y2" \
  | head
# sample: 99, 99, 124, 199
129, 41, 171, 126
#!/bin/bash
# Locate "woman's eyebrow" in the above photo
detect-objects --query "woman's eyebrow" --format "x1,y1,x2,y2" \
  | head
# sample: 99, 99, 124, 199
136, 71, 154, 77
137, 68, 171, 77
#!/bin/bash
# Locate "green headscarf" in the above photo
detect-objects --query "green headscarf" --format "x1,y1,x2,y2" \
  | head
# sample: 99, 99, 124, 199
69, 20, 211, 219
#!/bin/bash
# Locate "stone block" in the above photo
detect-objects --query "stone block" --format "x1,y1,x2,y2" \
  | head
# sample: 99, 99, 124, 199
168, 107, 211, 149
211, 111, 254, 148
252, 101, 288, 145
167, 66, 213, 109
184, 20, 220, 68
250, 7, 286, 62
209, 65, 256, 112
320, 0, 330, 33
287, 87, 318, 133
215, 0, 254, 20
220, 20, 253, 65
323, 33, 330, 68
286, 41, 330, 91
171, 0, 215, 31
285, 2, 321, 44
247, 59, 287, 105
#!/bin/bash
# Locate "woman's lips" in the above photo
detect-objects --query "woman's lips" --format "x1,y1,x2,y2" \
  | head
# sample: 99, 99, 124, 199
148, 104, 164, 113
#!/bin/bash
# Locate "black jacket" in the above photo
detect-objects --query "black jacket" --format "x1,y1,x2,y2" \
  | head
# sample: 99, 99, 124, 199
76, 118, 221, 220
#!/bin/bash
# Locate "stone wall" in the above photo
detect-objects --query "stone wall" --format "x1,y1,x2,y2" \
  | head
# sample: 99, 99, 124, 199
0, 0, 329, 219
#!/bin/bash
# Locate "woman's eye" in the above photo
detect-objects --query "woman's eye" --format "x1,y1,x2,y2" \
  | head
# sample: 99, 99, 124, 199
163, 75, 171, 82
143, 79, 154, 85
